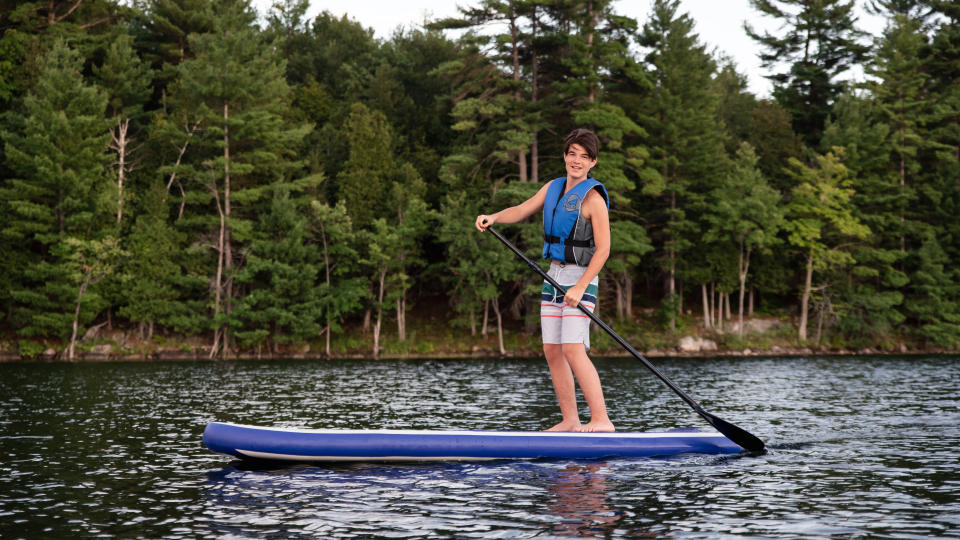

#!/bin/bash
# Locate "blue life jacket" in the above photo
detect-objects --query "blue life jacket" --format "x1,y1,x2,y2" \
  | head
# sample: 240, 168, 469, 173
542, 177, 609, 265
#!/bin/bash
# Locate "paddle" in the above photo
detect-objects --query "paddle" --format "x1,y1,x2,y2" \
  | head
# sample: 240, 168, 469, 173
484, 224, 765, 452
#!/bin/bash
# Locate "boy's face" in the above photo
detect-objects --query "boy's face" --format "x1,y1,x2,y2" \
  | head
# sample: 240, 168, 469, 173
563, 143, 597, 181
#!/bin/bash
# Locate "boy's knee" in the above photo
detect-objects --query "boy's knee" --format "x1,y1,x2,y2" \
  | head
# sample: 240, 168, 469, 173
561, 342, 587, 357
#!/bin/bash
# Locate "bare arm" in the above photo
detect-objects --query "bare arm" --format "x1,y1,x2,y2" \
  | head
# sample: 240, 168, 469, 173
563, 189, 610, 307
475, 183, 551, 231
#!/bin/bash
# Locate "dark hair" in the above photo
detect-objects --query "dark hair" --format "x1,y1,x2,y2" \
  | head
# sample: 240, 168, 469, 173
563, 128, 599, 160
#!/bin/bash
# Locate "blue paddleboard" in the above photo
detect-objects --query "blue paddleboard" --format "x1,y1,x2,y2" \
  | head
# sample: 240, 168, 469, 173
202, 422, 743, 462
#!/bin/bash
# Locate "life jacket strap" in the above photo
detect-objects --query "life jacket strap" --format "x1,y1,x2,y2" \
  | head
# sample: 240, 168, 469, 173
543, 234, 593, 248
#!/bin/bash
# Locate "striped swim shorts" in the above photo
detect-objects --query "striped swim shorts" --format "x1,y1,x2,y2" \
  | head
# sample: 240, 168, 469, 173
540, 263, 598, 349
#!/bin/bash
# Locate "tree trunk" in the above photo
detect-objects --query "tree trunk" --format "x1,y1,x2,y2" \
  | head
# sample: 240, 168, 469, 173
68, 277, 91, 362
373, 268, 386, 358
586, 0, 596, 103
668, 191, 676, 331
508, 0, 527, 182
165, 119, 200, 222
222, 102, 233, 354
702, 283, 710, 329
677, 278, 683, 315
737, 244, 750, 339
613, 276, 627, 319
396, 292, 407, 342
110, 118, 130, 224
482, 299, 489, 337
798, 250, 814, 342
716, 286, 724, 333
625, 274, 633, 318
711, 282, 718, 329
530, 6, 539, 183
814, 298, 825, 346
492, 295, 505, 356
209, 189, 226, 359
320, 221, 332, 357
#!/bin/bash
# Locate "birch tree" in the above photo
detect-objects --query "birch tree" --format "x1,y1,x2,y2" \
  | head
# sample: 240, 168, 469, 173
784, 149, 870, 341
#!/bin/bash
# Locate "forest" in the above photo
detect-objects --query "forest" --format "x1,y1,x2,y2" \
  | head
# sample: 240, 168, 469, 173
1, 0, 958, 360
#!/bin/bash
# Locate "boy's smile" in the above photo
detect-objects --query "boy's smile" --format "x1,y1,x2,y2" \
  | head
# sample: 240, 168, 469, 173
563, 143, 597, 182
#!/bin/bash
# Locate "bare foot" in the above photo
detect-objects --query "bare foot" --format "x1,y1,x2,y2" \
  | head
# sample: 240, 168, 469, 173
545, 420, 581, 432
577, 420, 615, 433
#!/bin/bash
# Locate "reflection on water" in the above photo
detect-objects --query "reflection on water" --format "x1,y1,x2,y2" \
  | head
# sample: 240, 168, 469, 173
203, 460, 626, 538
549, 463, 620, 537
1, 356, 959, 538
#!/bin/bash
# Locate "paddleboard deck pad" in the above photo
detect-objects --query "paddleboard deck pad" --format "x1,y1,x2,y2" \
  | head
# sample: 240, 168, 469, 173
203, 422, 743, 462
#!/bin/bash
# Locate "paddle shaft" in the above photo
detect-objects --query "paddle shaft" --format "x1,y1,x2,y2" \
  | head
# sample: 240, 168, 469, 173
484, 224, 765, 451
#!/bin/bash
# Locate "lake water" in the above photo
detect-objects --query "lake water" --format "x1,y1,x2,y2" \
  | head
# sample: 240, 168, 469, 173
1, 355, 958, 538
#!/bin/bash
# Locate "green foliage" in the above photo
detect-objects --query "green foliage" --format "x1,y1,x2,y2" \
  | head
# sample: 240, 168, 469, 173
637, 0, 730, 329
746, 0, 871, 146
904, 230, 960, 347
1, 40, 110, 338
309, 200, 368, 348
118, 180, 192, 334
231, 184, 323, 349
2, 0, 960, 355
785, 149, 870, 267
337, 103, 395, 228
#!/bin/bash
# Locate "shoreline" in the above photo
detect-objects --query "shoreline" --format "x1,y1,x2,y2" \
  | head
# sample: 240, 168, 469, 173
1, 345, 952, 363
2, 315, 950, 362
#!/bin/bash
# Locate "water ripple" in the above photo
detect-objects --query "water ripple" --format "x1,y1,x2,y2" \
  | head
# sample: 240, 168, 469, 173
1, 356, 958, 538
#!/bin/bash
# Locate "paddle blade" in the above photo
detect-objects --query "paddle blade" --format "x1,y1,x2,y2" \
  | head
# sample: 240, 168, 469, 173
700, 410, 766, 452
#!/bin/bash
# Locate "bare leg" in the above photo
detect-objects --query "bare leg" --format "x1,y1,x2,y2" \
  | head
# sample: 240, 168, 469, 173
562, 343, 615, 432
544, 343, 581, 431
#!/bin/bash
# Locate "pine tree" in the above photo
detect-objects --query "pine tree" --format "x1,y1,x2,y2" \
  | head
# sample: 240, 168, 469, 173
437, 192, 489, 336
432, 0, 537, 183
865, 6, 929, 253
93, 32, 154, 225
139, 0, 214, 84
231, 184, 323, 353
166, 0, 311, 357
903, 229, 960, 347
922, 2, 960, 268
0, 40, 110, 343
336, 102, 394, 228
747, 99, 802, 194
746, 0, 871, 146
713, 62, 758, 155
118, 180, 190, 341
821, 93, 907, 345
637, 0, 729, 331
555, 0, 649, 197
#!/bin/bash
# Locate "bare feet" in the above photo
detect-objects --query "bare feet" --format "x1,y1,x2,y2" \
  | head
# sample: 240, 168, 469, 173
577, 420, 615, 433
545, 419, 582, 432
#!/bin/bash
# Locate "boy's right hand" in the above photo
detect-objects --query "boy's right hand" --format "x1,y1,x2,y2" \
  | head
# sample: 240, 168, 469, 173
475, 215, 494, 231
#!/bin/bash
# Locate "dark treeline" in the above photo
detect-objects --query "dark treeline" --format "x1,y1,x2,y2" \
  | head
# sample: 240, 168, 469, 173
1, 0, 958, 359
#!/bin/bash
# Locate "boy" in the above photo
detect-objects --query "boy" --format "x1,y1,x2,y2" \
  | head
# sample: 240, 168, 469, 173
475, 128, 614, 432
